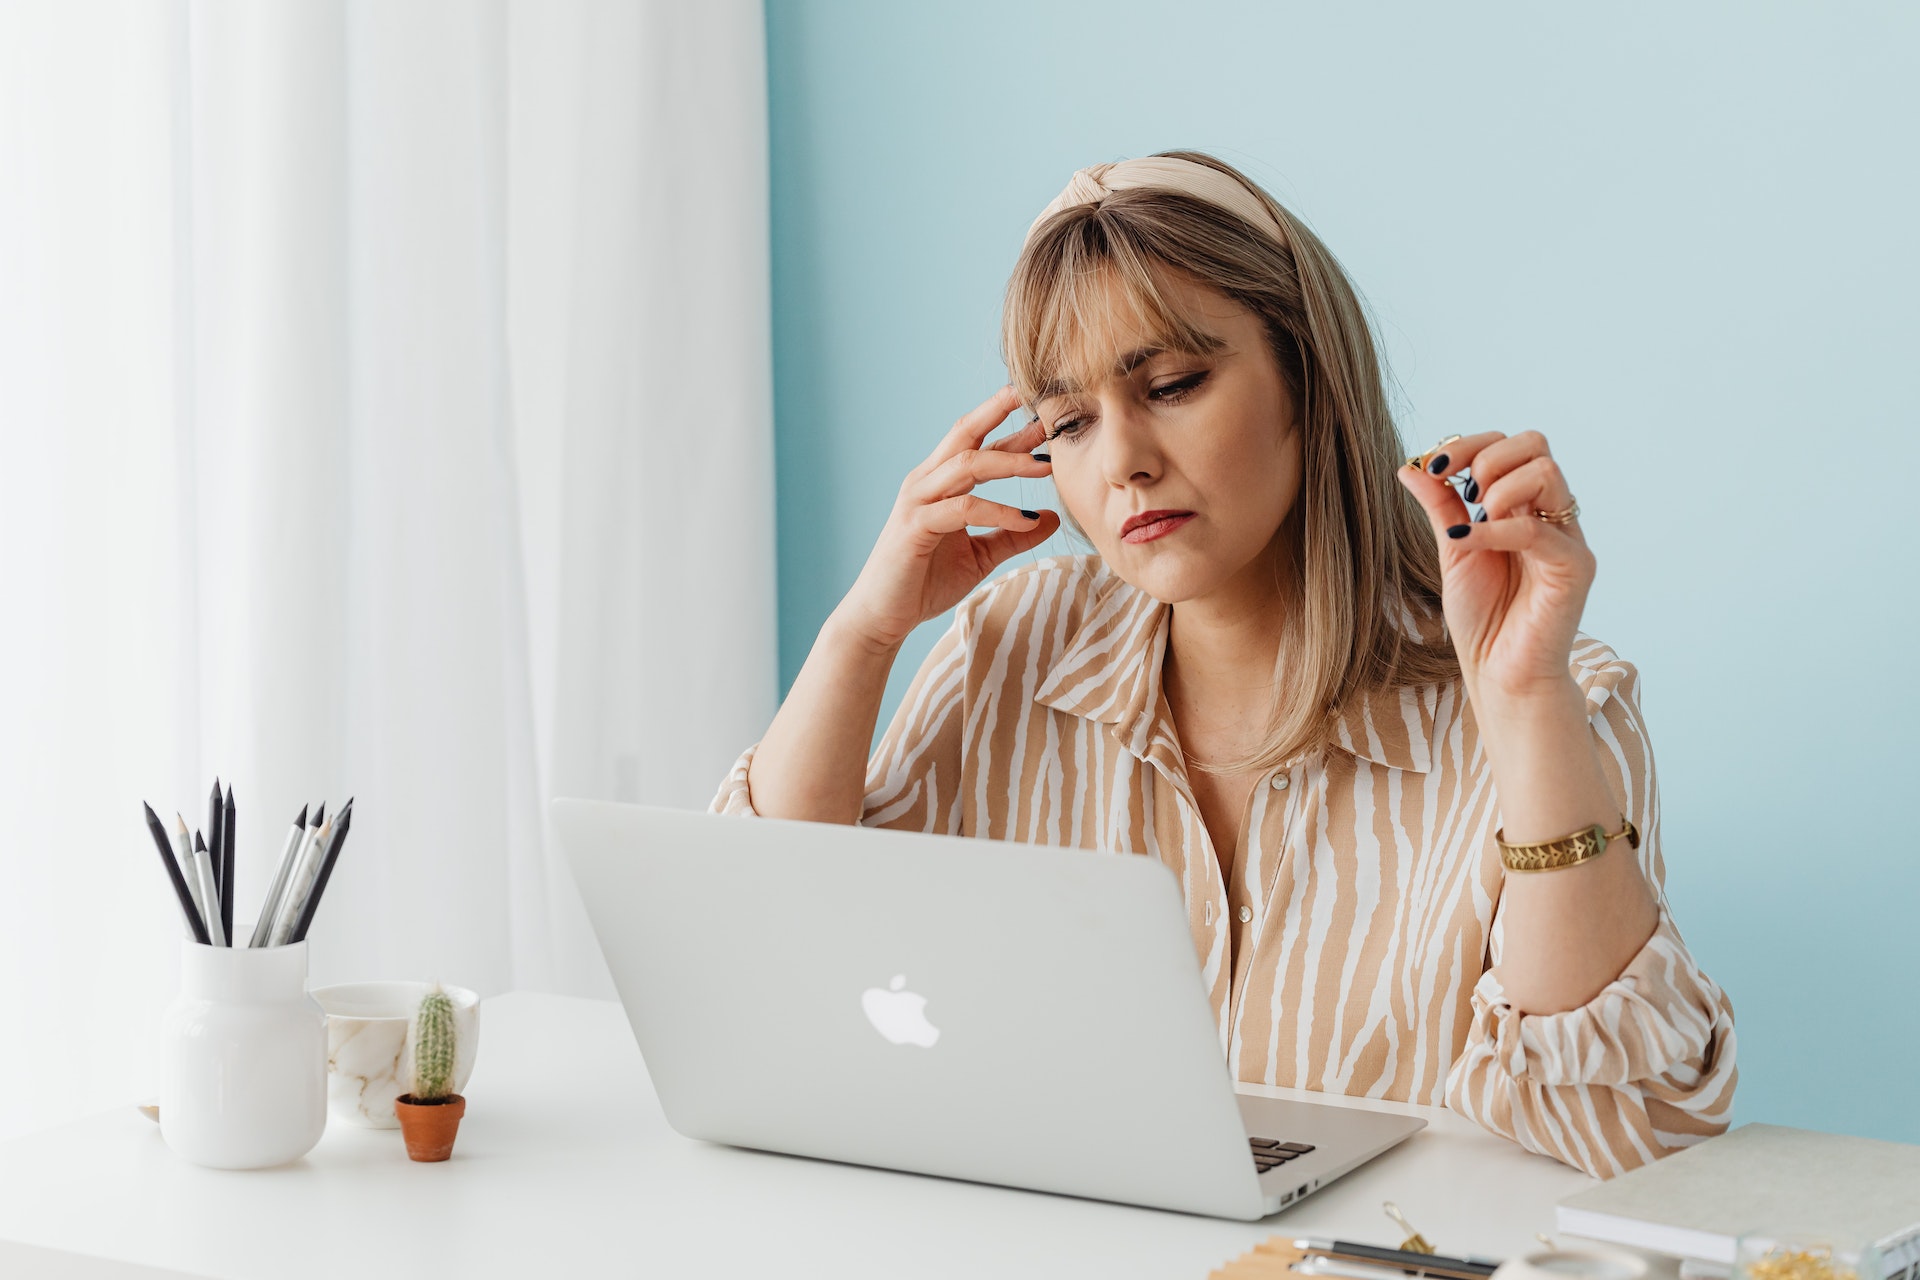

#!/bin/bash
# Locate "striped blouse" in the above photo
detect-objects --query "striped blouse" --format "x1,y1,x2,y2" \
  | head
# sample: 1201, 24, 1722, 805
711, 554, 1737, 1178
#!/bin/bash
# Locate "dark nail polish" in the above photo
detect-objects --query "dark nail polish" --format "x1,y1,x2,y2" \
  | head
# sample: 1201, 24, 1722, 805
1473, 508, 1488, 523
1428, 453, 1450, 475
1446, 524, 1470, 539
1020, 509, 1040, 520
1032, 452, 1051, 463
1463, 478, 1480, 503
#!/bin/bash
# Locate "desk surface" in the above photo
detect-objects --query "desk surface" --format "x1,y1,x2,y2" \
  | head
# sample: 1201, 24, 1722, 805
0, 992, 1599, 1279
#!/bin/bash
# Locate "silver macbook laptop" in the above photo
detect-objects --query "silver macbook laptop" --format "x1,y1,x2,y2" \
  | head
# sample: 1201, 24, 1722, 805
552, 798, 1423, 1221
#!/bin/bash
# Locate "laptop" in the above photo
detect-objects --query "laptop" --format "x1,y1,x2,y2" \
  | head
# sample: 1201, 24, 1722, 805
551, 798, 1424, 1220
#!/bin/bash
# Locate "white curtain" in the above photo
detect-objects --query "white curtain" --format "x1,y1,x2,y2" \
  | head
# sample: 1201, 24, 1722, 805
0, 0, 776, 1141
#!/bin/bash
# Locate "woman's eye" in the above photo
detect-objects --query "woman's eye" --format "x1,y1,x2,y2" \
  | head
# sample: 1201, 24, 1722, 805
1043, 374, 1204, 440
1149, 371, 1209, 402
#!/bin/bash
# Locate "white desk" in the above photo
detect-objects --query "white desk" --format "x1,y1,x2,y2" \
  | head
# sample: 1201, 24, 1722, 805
0, 993, 1603, 1279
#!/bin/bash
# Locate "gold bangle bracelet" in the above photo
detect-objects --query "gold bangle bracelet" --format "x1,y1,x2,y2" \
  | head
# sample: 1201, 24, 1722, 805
1496, 818, 1639, 873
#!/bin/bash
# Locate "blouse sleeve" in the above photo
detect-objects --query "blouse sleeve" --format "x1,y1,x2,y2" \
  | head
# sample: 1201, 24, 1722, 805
708, 609, 972, 833
1444, 643, 1739, 1179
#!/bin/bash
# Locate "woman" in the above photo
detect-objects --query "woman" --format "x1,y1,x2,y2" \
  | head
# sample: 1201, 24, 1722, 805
712, 151, 1735, 1179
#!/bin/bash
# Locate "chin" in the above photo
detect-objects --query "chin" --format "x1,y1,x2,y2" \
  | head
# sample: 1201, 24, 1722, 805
1097, 546, 1227, 605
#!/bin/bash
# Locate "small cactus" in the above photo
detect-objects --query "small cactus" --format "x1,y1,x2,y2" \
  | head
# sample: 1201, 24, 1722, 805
409, 984, 459, 1102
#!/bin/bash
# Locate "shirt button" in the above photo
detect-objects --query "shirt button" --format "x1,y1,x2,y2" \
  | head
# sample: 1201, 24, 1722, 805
1238, 905, 1253, 923
1270, 774, 1289, 790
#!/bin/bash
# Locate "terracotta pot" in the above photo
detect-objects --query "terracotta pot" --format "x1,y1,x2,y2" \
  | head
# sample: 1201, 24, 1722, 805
393, 1093, 466, 1162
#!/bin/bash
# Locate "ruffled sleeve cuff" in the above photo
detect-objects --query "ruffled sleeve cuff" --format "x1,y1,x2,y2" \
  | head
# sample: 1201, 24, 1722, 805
1473, 914, 1731, 1088
1447, 913, 1738, 1176
708, 742, 763, 817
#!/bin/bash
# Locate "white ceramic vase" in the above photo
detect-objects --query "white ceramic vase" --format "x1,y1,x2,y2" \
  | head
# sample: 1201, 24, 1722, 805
159, 940, 328, 1169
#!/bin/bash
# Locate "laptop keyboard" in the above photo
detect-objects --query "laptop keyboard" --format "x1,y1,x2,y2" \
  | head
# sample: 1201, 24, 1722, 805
1249, 1137, 1315, 1174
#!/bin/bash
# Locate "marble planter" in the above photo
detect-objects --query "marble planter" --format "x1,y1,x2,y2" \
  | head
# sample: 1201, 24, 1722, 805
310, 982, 479, 1128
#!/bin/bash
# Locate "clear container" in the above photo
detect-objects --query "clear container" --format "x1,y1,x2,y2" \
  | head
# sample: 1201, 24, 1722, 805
1736, 1232, 1884, 1280
159, 939, 328, 1168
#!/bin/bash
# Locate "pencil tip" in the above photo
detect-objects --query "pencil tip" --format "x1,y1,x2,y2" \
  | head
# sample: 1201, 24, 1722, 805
175, 813, 189, 834
210, 779, 220, 796
313, 802, 327, 827
194, 830, 207, 852
143, 800, 158, 820
294, 804, 308, 827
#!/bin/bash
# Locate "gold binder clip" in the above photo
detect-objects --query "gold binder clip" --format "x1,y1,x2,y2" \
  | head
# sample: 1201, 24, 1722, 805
1384, 1201, 1436, 1255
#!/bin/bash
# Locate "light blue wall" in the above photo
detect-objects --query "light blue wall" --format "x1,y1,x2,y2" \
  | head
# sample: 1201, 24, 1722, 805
766, 1, 1918, 1143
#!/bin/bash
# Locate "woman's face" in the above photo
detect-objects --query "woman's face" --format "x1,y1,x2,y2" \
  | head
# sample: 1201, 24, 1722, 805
1029, 272, 1303, 606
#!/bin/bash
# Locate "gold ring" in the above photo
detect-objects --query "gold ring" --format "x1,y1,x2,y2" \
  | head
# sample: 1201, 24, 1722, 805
1532, 499, 1580, 524
1407, 434, 1462, 473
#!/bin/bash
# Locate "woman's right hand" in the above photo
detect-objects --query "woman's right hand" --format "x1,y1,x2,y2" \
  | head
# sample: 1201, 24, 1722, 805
835, 385, 1060, 652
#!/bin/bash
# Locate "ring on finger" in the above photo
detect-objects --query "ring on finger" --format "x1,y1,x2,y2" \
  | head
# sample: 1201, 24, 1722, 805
1406, 434, 1462, 473
1531, 498, 1580, 525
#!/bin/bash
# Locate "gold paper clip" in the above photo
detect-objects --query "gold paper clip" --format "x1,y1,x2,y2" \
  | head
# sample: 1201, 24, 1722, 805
1384, 1201, 1436, 1255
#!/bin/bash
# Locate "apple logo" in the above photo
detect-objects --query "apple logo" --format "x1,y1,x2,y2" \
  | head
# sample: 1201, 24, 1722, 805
861, 974, 941, 1047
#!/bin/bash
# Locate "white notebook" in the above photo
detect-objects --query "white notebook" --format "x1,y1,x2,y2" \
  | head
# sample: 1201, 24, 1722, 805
1556, 1124, 1920, 1278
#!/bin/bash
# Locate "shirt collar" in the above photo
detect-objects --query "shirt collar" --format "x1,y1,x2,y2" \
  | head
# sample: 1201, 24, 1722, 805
1032, 570, 1436, 774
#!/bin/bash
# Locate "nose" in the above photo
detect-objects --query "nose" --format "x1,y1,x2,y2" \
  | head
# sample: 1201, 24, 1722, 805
1096, 398, 1162, 489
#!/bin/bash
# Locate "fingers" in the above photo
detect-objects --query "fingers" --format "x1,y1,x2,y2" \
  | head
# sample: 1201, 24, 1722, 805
1410, 431, 1503, 480
1478, 454, 1574, 522
1398, 467, 1469, 536
919, 385, 1025, 476
1422, 429, 1550, 497
1398, 439, 1486, 534
1435, 510, 1593, 564
910, 445, 1053, 502
985, 412, 1050, 456
911, 494, 1049, 538
971, 509, 1062, 571
1404, 429, 1578, 529
1403, 427, 1590, 561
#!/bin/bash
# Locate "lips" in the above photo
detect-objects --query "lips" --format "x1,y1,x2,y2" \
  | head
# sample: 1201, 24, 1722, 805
1120, 509, 1196, 544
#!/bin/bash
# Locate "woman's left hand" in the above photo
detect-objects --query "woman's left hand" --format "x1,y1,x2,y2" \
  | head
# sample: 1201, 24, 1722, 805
1396, 431, 1594, 702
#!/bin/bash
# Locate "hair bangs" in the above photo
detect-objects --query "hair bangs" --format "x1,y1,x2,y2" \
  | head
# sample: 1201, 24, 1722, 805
1005, 211, 1223, 409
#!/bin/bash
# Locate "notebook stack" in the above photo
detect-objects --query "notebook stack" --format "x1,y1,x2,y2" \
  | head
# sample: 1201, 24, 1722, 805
1556, 1124, 1920, 1280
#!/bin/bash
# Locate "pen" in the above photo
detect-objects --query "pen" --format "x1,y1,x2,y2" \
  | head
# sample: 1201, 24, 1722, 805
192, 830, 227, 947
1293, 1241, 1500, 1280
248, 804, 309, 947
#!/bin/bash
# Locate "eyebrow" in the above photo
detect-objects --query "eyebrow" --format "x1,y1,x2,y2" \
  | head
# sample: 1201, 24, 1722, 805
1032, 338, 1223, 403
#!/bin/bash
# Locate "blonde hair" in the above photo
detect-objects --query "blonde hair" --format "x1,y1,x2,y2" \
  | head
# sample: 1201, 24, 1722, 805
1001, 150, 1459, 775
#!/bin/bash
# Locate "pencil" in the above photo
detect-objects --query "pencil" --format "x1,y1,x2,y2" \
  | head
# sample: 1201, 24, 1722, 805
248, 804, 308, 947
220, 784, 236, 945
192, 830, 227, 947
173, 815, 210, 948
268, 804, 325, 945
289, 803, 353, 944
270, 814, 331, 946
143, 802, 209, 944
206, 779, 224, 924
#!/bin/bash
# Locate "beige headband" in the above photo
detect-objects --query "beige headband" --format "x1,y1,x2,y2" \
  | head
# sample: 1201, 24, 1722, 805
1022, 155, 1287, 249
